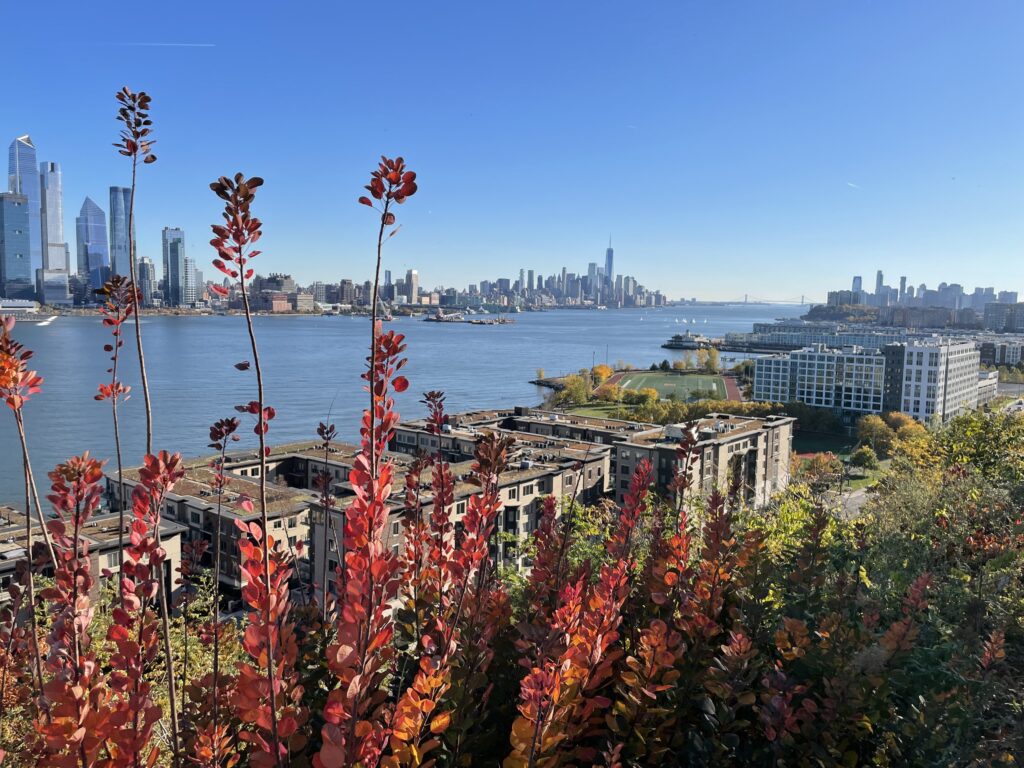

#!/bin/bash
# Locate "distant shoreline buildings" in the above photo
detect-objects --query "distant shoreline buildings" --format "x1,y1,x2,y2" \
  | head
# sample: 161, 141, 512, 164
2, 133, 669, 312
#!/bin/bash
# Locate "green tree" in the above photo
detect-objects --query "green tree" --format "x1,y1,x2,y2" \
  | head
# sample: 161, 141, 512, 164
857, 414, 896, 457
556, 374, 592, 405
705, 347, 720, 371
850, 445, 880, 473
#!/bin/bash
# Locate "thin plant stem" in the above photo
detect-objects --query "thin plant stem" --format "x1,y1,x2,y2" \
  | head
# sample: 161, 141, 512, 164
20, 439, 45, 720
155, 513, 181, 768
368, 198, 391, 477
15, 412, 56, 569
127, 151, 154, 456
240, 276, 282, 768
212, 441, 227, 752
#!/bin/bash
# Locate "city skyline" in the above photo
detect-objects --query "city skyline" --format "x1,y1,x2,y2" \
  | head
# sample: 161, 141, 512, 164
2, 1, 1021, 300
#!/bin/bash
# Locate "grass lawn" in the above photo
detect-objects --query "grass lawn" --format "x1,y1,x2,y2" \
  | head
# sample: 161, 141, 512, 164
609, 371, 727, 401
844, 460, 891, 491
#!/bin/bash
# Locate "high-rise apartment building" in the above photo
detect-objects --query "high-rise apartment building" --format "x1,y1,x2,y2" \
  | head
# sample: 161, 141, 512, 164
109, 187, 132, 277
183, 256, 197, 306
162, 228, 186, 307
753, 338, 980, 425
137, 256, 156, 305
0, 193, 33, 299
7, 136, 42, 278
76, 197, 109, 290
405, 269, 419, 304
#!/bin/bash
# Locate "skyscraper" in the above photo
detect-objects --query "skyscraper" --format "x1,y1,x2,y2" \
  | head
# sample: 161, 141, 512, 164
162, 227, 186, 307
137, 256, 156, 306
605, 239, 614, 283
899, 276, 907, 304
7, 136, 42, 278
109, 186, 132, 277
406, 268, 419, 304
0, 193, 33, 299
875, 270, 884, 295
39, 162, 66, 271
183, 255, 197, 306
852, 275, 862, 293
76, 197, 109, 290
38, 161, 71, 305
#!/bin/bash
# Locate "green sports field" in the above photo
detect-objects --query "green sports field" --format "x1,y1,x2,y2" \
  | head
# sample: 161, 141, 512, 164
607, 371, 727, 400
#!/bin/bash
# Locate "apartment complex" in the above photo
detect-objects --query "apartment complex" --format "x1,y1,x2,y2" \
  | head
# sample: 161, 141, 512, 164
753, 338, 982, 424
100, 404, 794, 607
0, 505, 184, 606
106, 457, 312, 612
612, 414, 795, 506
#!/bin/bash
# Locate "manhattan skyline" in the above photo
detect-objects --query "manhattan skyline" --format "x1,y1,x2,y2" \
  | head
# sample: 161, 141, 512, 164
3, 1, 1022, 300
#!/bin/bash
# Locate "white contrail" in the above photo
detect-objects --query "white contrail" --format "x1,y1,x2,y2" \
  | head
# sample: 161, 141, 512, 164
111, 42, 216, 47
846, 181, 861, 189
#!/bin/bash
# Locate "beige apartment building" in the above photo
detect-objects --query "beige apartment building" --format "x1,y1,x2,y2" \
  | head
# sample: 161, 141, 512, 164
613, 413, 796, 506
107, 459, 312, 612
0, 505, 185, 606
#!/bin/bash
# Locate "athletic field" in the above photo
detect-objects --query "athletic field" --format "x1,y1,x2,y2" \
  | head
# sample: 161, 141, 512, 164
606, 371, 728, 401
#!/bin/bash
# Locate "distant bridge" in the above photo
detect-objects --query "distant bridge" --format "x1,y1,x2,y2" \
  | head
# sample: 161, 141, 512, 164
722, 295, 820, 305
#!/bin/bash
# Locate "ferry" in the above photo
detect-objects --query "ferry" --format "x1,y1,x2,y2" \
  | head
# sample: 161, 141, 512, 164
423, 310, 465, 323
662, 331, 714, 350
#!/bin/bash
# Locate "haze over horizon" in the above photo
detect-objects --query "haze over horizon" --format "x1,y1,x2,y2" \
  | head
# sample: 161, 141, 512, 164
4, 0, 1022, 301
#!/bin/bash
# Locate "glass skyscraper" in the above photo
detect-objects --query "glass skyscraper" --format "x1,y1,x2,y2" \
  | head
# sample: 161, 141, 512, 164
162, 227, 186, 307
0, 193, 33, 299
109, 186, 132, 277
39, 162, 67, 271
7, 136, 42, 277
76, 197, 109, 290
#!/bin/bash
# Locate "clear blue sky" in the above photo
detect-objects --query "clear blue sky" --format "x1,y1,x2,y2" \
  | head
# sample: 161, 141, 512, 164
5, 1, 1022, 301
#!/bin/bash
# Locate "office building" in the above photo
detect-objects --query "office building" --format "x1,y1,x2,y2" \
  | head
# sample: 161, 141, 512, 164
37, 162, 71, 305
39, 162, 67, 271
605, 240, 614, 285
76, 197, 109, 290
162, 227, 186, 307
7, 136, 41, 277
109, 186, 132, 277
0, 193, 33, 299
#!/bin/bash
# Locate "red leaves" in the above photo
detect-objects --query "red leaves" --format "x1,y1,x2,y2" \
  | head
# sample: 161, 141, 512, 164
114, 87, 157, 164
0, 319, 43, 411
209, 173, 264, 292
360, 157, 418, 235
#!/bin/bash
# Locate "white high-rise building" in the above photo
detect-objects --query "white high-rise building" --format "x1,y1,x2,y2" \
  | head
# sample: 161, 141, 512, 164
183, 255, 197, 306
895, 339, 979, 423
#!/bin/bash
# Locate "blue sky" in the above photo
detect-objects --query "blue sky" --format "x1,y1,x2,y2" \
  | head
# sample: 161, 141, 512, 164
4, 1, 1022, 301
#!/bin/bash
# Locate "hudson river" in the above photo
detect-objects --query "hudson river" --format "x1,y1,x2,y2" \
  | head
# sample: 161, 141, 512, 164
0, 304, 801, 505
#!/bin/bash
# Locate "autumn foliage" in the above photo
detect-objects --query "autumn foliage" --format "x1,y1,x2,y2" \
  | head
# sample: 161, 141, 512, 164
0, 110, 1022, 768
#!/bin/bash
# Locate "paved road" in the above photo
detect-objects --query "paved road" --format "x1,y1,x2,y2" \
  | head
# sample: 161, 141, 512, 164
840, 487, 870, 519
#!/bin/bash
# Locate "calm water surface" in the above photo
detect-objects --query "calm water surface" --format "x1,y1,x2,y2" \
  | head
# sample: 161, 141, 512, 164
0, 304, 802, 505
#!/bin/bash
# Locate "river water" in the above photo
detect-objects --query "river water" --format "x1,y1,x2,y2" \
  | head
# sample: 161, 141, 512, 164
0, 304, 802, 505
